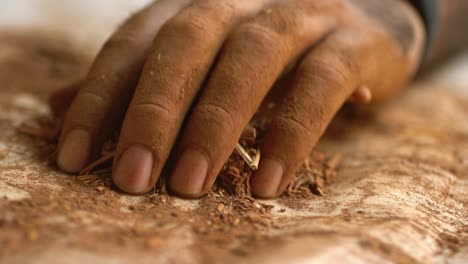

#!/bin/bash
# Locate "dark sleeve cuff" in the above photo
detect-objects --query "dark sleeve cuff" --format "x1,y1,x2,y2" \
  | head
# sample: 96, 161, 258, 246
408, 0, 438, 61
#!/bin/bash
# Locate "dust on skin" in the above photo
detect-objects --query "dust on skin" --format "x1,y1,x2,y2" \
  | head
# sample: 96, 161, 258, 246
0, 32, 467, 263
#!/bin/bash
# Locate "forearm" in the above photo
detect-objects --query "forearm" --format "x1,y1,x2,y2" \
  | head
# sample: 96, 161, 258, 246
410, 0, 468, 68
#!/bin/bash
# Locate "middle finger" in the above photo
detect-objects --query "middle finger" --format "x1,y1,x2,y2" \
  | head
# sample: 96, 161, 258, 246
112, 0, 272, 193
169, 6, 335, 197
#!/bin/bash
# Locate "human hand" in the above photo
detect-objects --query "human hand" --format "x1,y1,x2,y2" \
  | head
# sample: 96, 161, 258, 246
52, 0, 424, 198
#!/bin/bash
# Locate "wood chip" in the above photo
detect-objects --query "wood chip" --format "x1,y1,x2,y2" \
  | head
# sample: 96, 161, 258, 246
79, 152, 114, 175
250, 148, 261, 170
235, 143, 253, 167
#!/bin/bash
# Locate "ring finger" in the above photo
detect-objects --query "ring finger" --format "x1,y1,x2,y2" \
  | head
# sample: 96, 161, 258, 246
169, 7, 335, 197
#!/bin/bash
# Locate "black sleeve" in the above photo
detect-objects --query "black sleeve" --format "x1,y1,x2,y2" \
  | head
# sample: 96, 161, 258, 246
408, 0, 438, 62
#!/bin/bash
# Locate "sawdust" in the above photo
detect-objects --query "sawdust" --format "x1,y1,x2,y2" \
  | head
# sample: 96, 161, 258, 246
15, 114, 340, 248
18, 115, 339, 204
2, 30, 342, 258
1, 32, 468, 263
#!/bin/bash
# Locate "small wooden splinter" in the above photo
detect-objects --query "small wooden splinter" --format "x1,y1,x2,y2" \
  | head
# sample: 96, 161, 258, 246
235, 143, 260, 171
79, 152, 114, 176
251, 148, 260, 171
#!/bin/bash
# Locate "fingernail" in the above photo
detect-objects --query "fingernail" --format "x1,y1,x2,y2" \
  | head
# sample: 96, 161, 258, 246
57, 129, 91, 173
113, 145, 153, 193
251, 158, 284, 198
170, 149, 208, 196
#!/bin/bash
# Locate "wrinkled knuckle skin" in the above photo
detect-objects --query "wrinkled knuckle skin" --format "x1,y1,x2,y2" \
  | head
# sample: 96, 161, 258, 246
274, 113, 313, 141
258, 7, 305, 34
232, 6, 304, 47
232, 23, 281, 55
192, 103, 236, 136
159, 11, 213, 43
292, 60, 350, 130
300, 55, 350, 92
129, 100, 173, 123
192, 0, 236, 17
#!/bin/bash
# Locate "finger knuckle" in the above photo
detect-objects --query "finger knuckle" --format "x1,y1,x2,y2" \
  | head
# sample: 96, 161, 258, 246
231, 7, 303, 54
259, 7, 303, 34
193, 0, 236, 17
131, 100, 173, 122
193, 102, 236, 134
300, 55, 350, 89
232, 23, 280, 53
160, 11, 212, 42
274, 114, 313, 139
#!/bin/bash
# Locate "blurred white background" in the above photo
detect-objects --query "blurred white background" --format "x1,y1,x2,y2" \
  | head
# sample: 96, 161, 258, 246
0, 0, 152, 55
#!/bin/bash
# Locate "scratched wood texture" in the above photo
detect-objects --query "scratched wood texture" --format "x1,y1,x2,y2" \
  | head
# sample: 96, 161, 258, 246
0, 1, 467, 263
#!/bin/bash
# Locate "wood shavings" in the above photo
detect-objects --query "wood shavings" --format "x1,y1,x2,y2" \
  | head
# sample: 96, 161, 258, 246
19, 109, 341, 201
235, 143, 260, 171
6, 32, 468, 263
19, 115, 339, 201
80, 152, 114, 176
251, 148, 261, 170
16, 111, 338, 238
284, 152, 341, 198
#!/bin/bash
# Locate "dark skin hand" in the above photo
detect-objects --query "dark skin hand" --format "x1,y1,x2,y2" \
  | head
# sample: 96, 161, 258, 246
51, 0, 425, 198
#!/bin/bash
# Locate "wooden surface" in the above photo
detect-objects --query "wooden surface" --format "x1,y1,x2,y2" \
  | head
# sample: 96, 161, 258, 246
0, 1, 467, 263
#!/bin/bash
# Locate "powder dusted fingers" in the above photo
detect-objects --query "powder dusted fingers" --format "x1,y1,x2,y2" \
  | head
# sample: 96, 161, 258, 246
167, 10, 335, 197
112, 0, 274, 194
55, 0, 425, 198
57, 0, 191, 173
251, 17, 424, 197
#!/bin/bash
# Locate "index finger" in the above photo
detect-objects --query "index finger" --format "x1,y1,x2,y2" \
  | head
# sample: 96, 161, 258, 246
57, 0, 190, 173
